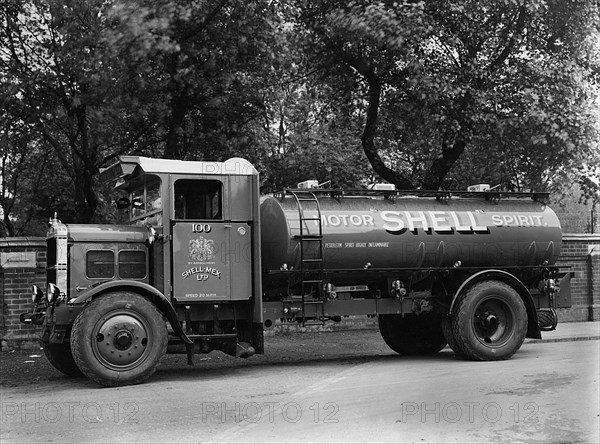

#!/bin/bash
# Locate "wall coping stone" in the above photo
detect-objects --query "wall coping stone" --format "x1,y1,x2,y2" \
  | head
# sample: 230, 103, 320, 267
0, 237, 45, 248
562, 234, 600, 242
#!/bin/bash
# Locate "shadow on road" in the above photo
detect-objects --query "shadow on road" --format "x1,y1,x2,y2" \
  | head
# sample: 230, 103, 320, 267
152, 349, 461, 384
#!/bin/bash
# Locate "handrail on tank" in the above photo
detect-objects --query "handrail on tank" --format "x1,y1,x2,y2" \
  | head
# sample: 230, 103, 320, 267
276, 188, 549, 202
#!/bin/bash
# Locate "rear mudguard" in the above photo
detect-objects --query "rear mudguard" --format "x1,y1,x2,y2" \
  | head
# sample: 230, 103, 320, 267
448, 269, 541, 340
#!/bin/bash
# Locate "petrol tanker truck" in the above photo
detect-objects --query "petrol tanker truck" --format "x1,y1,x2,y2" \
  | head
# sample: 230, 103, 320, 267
19, 156, 572, 387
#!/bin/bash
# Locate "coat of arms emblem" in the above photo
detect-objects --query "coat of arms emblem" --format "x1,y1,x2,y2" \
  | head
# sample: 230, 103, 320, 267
189, 237, 215, 262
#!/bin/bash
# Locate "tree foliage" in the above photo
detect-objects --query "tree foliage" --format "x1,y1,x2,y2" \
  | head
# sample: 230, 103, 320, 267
102, 0, 280, 161
1, 0, 149, 224
303, 0, 600, 191
0, 0, 598, 235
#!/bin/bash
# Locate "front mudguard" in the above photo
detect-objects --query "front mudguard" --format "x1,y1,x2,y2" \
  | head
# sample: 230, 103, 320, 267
38, 301, 84, 344
68, 280, 192, 345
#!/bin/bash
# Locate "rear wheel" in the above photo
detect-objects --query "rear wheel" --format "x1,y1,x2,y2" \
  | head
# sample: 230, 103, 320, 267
71, 292, 167, 387
450, 281, 527, 361
441, 316, 465, 357
378, 314, 447, 356
43, 341, 83, 377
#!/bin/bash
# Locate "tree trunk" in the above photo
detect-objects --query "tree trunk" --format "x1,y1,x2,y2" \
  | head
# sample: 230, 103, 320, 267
361, 76, 415, 190
163, 51, 191, 161
344, 54, 415, 190
72, 155, 99, 223
163, 88, 190, 160
1, 217, 15, 237
420, 135, 469, 190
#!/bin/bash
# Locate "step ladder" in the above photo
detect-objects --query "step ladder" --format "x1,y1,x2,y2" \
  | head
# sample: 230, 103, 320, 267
289, 190, 325, 326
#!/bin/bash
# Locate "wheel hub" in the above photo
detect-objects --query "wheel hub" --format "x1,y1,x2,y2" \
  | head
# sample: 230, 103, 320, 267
114, 331, 133, 350
474, 299, 514, 346
93, 313, 149, 370
484, 313, 499, 329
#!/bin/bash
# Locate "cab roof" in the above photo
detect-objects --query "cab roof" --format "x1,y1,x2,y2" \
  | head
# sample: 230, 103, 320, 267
100, 156, 258, 185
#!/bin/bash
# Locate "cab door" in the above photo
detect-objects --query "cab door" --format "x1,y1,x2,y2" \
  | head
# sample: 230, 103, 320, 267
170, 178, 251, 301
172, 220, 231, 300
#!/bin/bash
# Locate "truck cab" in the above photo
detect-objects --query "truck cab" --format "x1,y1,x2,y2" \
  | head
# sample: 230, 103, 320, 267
24, 156, 263, 386
104, 156, 261, 306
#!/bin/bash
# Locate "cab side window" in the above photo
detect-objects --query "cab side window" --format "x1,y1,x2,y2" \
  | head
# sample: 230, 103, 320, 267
130, 175, 162, 223
86, 250, 115, 279
174, 180, 222, 220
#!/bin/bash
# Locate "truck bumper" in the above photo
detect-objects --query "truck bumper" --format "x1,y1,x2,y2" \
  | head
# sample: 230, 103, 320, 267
20, 300, 85, 344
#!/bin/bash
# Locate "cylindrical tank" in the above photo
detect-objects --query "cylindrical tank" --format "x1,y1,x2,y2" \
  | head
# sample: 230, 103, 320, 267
260, 194, 562, 280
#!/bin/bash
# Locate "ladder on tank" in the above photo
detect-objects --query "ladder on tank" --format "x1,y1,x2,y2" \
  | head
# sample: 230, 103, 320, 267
289, 190, 325, 326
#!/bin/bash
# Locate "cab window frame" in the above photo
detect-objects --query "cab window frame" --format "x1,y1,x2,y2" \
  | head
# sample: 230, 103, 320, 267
173, 179, 223, 220
118, 249, 147, 279
129, 174, 162, 223
86, 249, 115, 279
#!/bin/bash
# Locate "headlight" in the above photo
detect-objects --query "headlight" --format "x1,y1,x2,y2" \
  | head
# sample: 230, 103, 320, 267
32, 285, 44, 304
47, 283, 61, 303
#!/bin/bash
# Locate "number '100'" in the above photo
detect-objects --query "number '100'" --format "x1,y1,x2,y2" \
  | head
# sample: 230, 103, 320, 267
192, 224, 212, 233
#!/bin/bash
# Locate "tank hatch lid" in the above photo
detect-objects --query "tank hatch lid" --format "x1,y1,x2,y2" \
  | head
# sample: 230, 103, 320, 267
277, 188, 549, 202
100, 156, 258, 185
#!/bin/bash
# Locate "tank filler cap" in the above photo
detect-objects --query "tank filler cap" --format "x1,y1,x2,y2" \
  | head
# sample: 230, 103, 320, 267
297, 180, 319, 189
467, 184, 490, 192
373, 183, 396, 191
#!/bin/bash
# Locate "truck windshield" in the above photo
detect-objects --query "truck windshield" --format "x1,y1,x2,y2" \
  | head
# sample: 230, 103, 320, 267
130, 175, 162, 224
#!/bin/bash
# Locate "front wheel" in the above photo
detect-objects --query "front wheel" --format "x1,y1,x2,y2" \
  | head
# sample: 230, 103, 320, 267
71, 292, 167, 387
449, 281, 527, 361
43, 341, 83, 377
378, 314, 447, 356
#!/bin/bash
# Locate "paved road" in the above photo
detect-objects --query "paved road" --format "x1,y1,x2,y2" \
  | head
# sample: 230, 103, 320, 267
1, 340, 599, 443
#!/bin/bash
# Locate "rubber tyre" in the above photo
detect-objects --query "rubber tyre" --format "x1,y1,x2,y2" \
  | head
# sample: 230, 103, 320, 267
441, 316, 465, 357
537, 310, 557, 331
71, 292, 167, 387
378, 314, 447, 356
451, 281, 527, 361
43, 341, 84, 377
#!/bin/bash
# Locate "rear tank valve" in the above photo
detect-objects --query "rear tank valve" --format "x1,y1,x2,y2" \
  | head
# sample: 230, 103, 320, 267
391, 280, 406, 298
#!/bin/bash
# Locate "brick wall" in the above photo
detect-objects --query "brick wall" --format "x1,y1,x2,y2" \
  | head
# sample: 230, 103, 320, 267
1, 235, 599, 349
0, 238, 46, 350
556, 234, 600, 322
